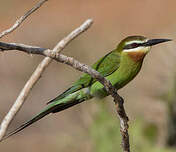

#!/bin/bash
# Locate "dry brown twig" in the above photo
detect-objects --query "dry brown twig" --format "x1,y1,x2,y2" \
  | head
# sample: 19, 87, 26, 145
0, 1, 130, 152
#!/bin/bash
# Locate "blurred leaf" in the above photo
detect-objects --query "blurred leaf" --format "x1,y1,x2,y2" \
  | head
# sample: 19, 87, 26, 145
90, 102, 121, 152
142, 123, 158, 144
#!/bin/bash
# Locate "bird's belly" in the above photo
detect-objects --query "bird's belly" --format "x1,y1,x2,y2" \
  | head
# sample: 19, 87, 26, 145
90, 61, 143, 97
92, 63, 142, 97
113, 62, 143, 89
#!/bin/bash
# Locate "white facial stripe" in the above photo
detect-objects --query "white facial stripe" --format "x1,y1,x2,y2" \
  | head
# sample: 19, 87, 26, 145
123, 46, 150, 53
125, 39, 148, 45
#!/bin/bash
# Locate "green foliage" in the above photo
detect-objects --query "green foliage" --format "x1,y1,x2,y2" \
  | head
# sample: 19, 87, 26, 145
142, 123, 158, 144
90, 102, 175, 152
90, 103, 121, 152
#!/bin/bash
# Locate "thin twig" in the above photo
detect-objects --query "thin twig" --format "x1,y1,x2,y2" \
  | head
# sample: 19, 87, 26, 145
0, 19, 93, 140
0, 0, 48, 39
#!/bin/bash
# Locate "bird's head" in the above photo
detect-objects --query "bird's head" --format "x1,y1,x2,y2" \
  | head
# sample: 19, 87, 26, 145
117, 35, 171, 61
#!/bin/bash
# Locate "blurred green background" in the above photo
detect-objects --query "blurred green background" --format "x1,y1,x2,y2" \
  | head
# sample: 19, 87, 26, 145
0, 0, 176, 151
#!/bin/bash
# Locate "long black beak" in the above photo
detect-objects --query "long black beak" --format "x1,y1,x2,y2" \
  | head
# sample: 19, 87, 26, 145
142, 39, 172, 46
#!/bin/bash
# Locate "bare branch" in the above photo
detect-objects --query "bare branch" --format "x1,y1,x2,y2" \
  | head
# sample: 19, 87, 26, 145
0, 0, 48, 39
114, 97, 130, 152
0, 19, 93, 140
0, 40, 130, 152
0, 42, 45, 53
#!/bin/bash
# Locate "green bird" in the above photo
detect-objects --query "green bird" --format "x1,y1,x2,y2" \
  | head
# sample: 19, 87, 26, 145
2, 35, 171, 141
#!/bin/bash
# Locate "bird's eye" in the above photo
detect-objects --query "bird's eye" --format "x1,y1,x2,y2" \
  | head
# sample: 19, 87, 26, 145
131, 43, 139, 48
124, 43, 140, 49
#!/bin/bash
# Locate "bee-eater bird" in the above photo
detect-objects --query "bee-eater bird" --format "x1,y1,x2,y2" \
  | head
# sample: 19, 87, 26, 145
1, 35, 171, 141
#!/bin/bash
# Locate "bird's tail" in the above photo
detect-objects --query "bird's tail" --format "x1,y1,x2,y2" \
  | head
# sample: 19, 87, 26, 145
0, 103, 56, 142
1, 98, 88, 142
0, 87, 91, 142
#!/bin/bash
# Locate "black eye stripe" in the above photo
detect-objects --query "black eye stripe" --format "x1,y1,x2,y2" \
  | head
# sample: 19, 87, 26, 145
124, 43, 142, 49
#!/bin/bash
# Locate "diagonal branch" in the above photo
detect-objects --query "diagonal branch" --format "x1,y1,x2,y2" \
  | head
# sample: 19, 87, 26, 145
0, 0, 48, 39
0, 19, 93, 140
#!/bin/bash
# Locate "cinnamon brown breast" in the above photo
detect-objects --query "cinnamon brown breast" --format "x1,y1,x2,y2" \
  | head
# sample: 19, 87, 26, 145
127, 51, 146, 62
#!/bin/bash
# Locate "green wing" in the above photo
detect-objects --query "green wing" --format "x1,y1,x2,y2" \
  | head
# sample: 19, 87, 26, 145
47, 50, 120, 104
